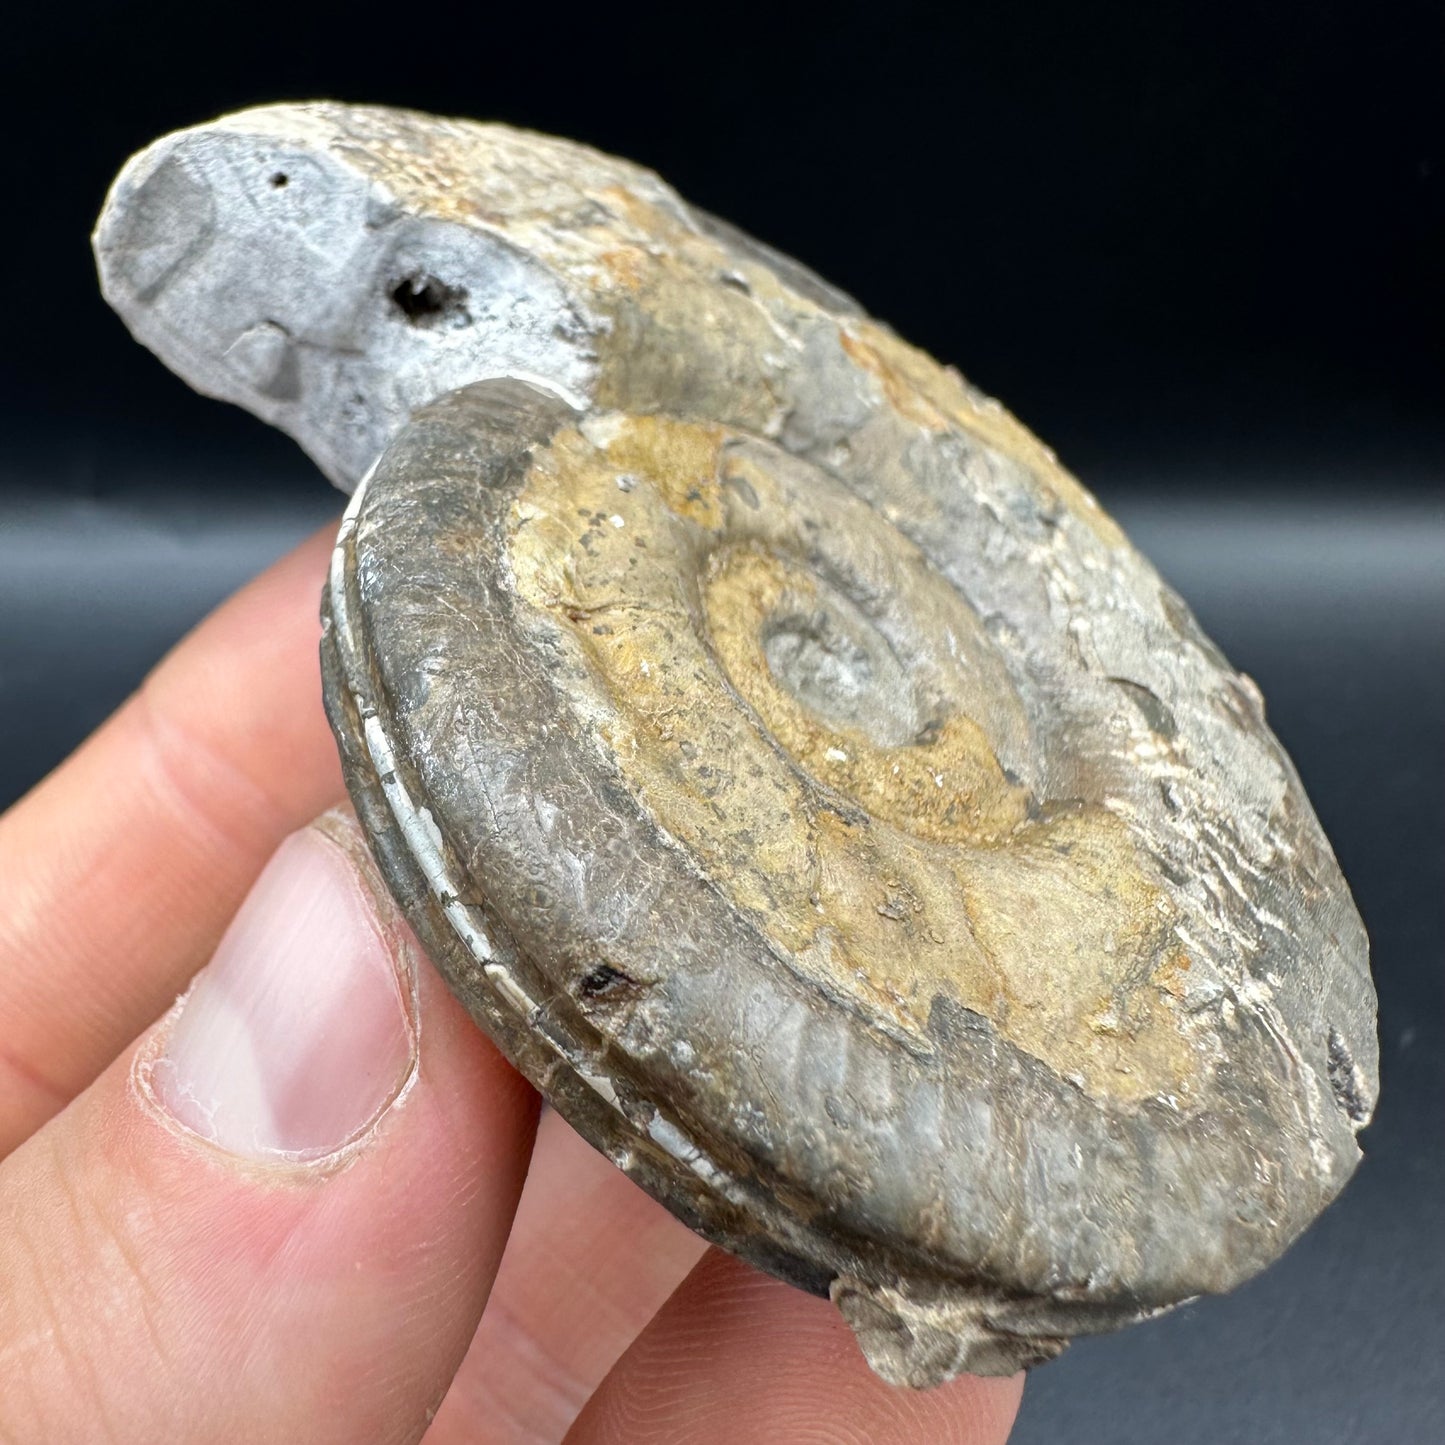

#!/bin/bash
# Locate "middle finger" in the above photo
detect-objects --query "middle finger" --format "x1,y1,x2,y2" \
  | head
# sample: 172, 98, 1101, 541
425, 1107, 707, 1445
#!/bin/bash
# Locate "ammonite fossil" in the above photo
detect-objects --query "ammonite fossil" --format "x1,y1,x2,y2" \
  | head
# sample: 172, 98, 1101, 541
94, 103, 1378, 1388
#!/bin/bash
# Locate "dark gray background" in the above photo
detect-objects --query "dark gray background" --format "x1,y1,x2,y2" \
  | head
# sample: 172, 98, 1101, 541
1, 2, 1440, 1440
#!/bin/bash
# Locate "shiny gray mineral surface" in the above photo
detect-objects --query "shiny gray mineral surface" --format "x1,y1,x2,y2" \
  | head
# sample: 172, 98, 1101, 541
94, 102, 1378, 1388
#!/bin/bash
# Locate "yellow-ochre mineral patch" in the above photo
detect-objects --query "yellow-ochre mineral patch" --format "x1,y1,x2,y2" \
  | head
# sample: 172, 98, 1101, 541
508, 412, 1201, 1105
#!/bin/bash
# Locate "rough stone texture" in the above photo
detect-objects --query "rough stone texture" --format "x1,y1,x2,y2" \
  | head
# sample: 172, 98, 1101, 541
95, 103, 1378, 1387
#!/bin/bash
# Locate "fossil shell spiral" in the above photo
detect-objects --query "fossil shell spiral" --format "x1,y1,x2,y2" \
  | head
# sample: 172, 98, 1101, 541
95, 103, 1378, 1388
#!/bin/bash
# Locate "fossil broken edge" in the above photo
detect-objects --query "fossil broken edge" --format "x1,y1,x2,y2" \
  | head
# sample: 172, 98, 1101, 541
320, 408, 1158, 1389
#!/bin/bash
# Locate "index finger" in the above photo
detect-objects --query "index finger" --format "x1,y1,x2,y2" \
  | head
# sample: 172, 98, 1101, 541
0, 521, 344, 1156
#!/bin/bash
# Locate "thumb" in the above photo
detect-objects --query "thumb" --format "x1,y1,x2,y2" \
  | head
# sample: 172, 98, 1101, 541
0, 810, 538, 1445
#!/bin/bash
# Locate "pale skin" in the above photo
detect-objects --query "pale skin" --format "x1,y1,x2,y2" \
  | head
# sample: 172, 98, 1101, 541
0, 522, 1024, 1444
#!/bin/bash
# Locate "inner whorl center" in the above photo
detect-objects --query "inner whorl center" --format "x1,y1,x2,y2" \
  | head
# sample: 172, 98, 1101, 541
761, 600, 923, 748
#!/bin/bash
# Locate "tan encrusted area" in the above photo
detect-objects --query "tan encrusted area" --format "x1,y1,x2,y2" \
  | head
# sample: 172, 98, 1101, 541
508, 412, 1203, 1105
321, 105, 667, 234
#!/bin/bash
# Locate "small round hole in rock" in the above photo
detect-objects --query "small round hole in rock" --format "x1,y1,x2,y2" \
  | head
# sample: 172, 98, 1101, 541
270, 172, 289, 188
390, 273, 471, 327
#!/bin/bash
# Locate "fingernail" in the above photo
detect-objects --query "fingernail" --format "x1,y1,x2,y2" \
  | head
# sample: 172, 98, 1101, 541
149, 814, 417, 1161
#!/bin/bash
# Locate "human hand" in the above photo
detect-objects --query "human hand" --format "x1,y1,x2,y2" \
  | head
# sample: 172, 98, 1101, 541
0, 523, 1024, 1444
